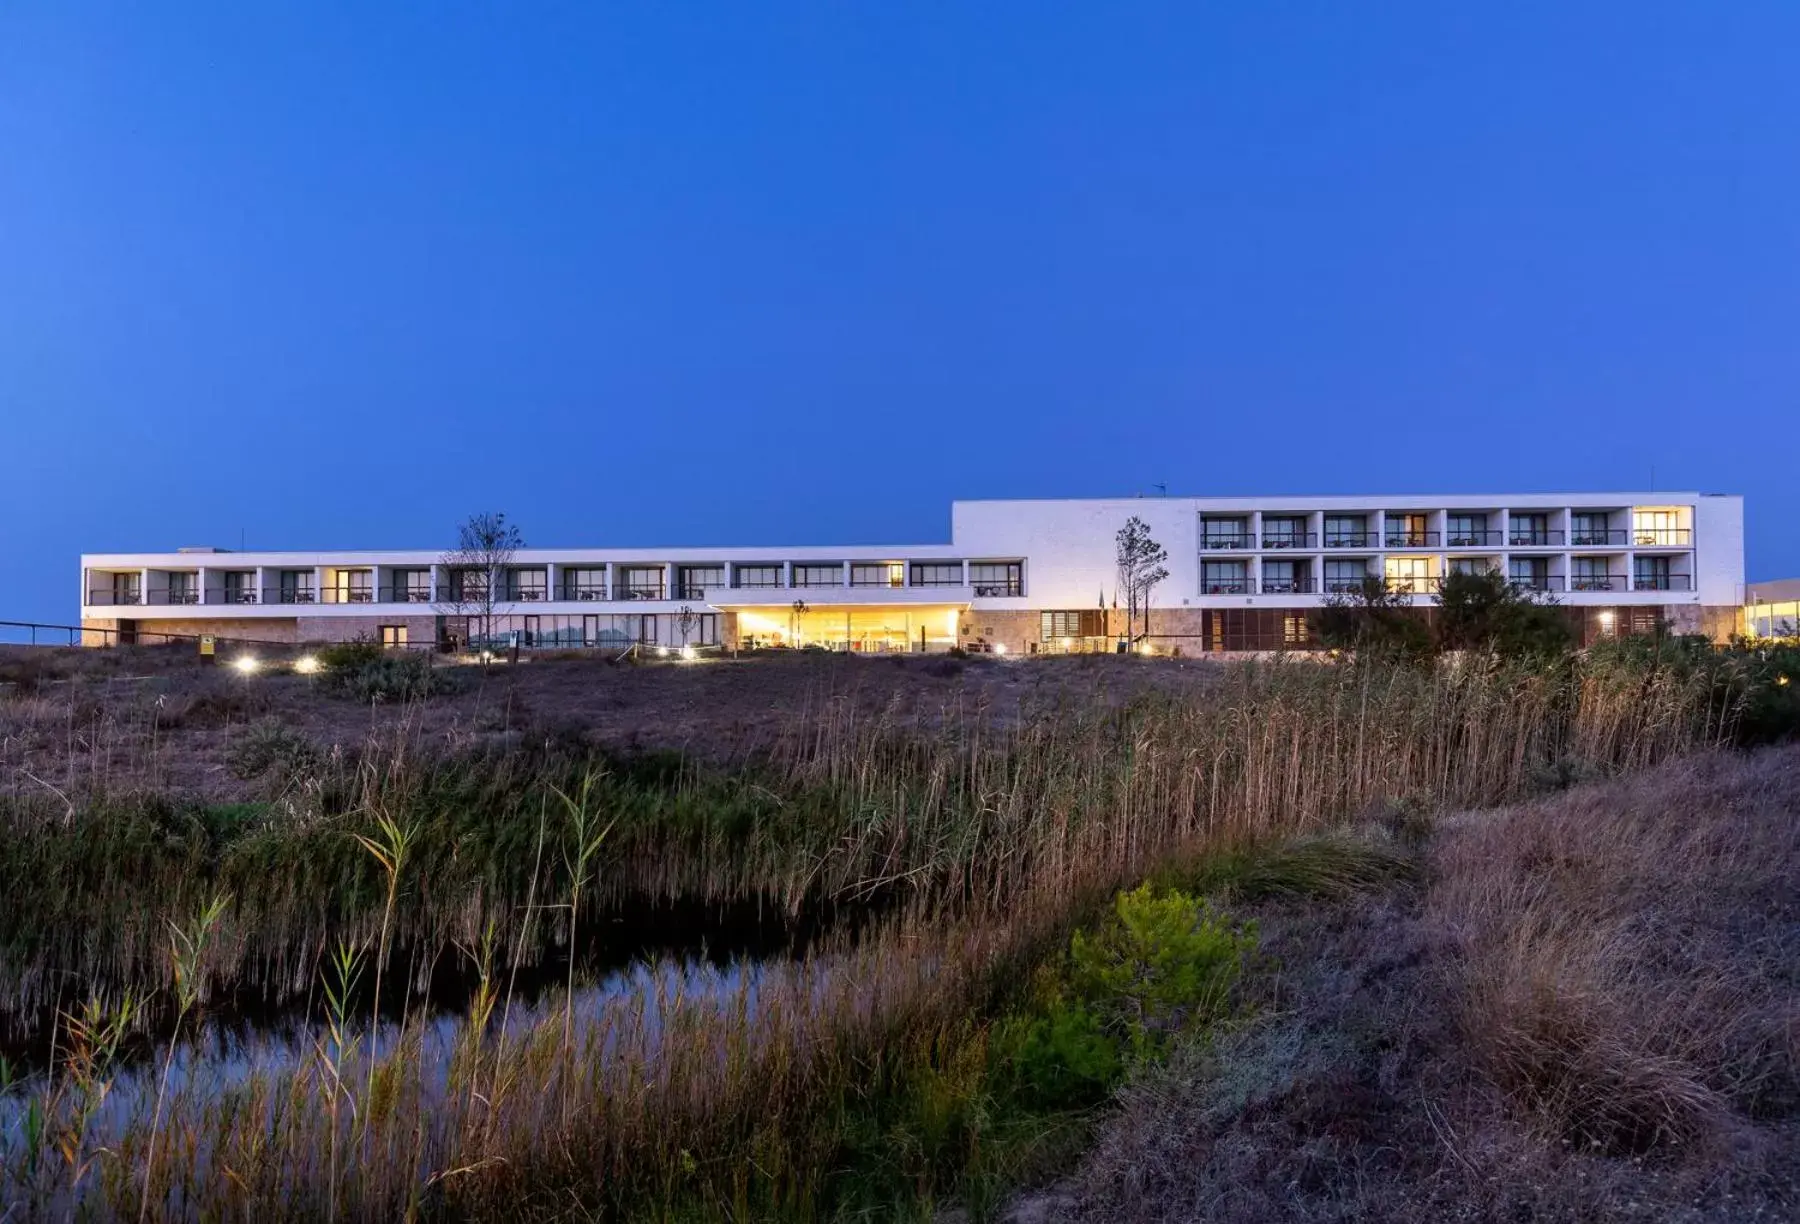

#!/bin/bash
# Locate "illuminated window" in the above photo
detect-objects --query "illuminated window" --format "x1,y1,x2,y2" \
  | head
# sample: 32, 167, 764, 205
1384, 557, 1433, 594
851, 563, 904, 588
380, 625, 408, 648
1632, 509, 1685, 546
1282, 615, 1307, 647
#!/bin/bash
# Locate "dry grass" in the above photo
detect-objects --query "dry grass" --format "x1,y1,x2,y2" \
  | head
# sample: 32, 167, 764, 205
1061, 746, 1800, 1223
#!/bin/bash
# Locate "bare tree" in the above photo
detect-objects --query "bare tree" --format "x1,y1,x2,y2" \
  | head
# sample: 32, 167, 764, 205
789, 598, 809, 647
1115, 516, 1169, 644
676, 604, 697, 648
438, 512, 525, 658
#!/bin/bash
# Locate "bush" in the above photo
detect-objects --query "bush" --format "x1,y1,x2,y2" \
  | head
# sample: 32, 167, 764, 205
226, 720, 319, 782
1003, 885, 1257, 1109
315, 639, 386, 672
326, 652, 460, 703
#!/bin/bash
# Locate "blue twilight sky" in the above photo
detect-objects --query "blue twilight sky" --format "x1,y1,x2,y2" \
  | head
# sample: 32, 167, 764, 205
3, 3, 1797, 624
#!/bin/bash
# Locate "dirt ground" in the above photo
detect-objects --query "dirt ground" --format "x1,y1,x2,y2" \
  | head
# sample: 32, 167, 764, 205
0, 645, 1228, 804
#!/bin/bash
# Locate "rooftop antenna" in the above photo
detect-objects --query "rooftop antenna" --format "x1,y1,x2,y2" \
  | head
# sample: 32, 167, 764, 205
1153, 482, 1168, 497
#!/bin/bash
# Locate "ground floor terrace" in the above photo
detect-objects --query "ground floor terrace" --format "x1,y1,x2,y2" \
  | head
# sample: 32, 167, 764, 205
75, 595, 1738, 657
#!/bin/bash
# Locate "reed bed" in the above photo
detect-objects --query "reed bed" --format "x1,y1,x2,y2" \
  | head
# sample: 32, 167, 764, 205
0, 651, 1756, 1219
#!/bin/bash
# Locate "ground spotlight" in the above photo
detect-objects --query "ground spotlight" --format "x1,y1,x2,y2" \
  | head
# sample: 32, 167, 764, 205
294, 655, 320, 675
680, 645, 697, 661
232, 656, 260, 675
656, 645, 670, 658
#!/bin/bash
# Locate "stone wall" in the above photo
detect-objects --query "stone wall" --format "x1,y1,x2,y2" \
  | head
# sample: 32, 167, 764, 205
126, 618, 301, 645
302, 615, 440, 646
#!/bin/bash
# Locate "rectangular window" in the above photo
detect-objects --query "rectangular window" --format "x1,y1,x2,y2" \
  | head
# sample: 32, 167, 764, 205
508, 569, 547, 601
1261, 517, 1309, 548
223, 571, 256, 604
909, 563, 963, 588
970, 562, 1023, 597
165, 572, 196, 604
1324, 516, 1369, 547
1040, 610, 1103, 641
450, 569, 490, 602
1323, 559, 1369, 592
1202, 561, 1250, 594
850, 563, 904, 588
674, 566, 724, 599
1384, 557, 1433, 594
1510, 512, 1551, 545
1261, 560, 1310, 594
1571, 513, 1615, 547
1384, 513, 1433, 547
1571, 557, 1617, 591
1448, 557, 1485, 576
1632, 510, 1686, 546
1633, 556, 1673, 590
1446, 514, 1489, 547
792, 564, 844, 588
1283, 614, 1308, 647
734, 565, 784, 589
400, 570, 433, 602
380, 625, 408, 648
1509, 557, 1550, 590
279, 571, 316, 604
563, 567, 607, 601
1201, 518, 1250, 549
617, 566, 665, 600
110, 572, 142, 604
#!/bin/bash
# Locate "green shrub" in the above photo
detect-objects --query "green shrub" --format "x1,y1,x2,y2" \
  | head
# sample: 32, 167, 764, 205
315, 639, 385, 671
1002, 884, 1257, 1110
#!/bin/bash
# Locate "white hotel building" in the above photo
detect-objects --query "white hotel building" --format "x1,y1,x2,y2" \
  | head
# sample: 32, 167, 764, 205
79, 492, 1745, 654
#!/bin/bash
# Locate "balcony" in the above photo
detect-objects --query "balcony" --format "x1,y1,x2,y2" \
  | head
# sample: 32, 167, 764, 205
152, 591, 202, 606
1384, 577, 1442, 595
1569, 575, 1627, 593
1571, 528, 1629, 547
1259, 578, 1317, 594
1508, 576, 1565, 592
672, 585, 709, 601
1323, 576, 1373, 594
221, 589, 260, 605
732, 580, 786, 590
1323, 533, 1376, 549
273, 589, 318, 605
1633, 528, 1693, 547
87, 590, 143, 607
1508, 529, 1565, 547
378, 586, 436, 604
1633, 574, 1692, 592
562, 586, 610, 602
973, 581, 1024, 597
506, 589, 549, 603
1201, 579, 1253, 595
321, 589, 375, 605
1259, 532, 1317, 550
1383, 531, 1440, 548
1445, 530, 1503, 548
616, 585, 667, 601
1200, 535, 1255, 551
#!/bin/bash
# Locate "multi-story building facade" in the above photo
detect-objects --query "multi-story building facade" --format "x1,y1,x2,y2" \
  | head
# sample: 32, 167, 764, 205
78, 492, 1745, 653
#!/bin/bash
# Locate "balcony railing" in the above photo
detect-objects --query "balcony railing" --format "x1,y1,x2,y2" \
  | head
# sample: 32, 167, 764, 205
87, 590, 143, 606
1384, 577, 1442, 595
849, 578, 905, 588
1259, 532, 1318, 550
1569, 575, 1627, 592
1570, 528, 1628, 547
973, 581, 1025, 597
1383, 531, 1441, 548
1633, 528, 1692, 547
673, 585, 709, 600
435, 585, 490, 603
378, 586, 436, 604
732, 579, 786, 590
1633, 574, 1692, 591
1201, 580, 1253, 595
1201, 535, 1255, 551
1508, 529, 1565, 546
1445, 530, 1503, 548
563, 586, 610, 602
152, 591, 202, 606
506, 589, 549, 603
1323, 533, 1376, 549
273, 589, 317, 604
1508, 575, 1565, 592
221, 589, 260, 604
1258, 578, 1317, 594
908, 577, 967, 588
616, 585, 667, 601
321, 589, 375, 604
